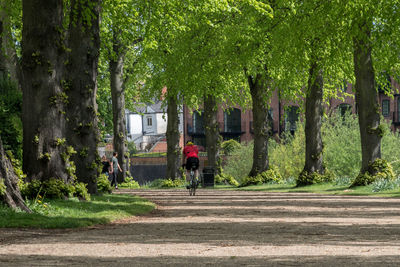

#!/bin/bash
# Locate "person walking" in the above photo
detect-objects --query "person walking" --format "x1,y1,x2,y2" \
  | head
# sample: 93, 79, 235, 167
101, 155, 111, 180
110, 152, 122, 189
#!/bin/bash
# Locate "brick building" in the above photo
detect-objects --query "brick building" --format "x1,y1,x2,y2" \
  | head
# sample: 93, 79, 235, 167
183, 78, 400, 148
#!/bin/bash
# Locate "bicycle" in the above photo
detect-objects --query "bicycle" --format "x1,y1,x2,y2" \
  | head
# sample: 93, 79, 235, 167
188, 163, 199, 196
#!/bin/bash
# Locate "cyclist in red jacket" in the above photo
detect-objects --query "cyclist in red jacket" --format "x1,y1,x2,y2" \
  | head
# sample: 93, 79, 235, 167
182, 141, 199, 184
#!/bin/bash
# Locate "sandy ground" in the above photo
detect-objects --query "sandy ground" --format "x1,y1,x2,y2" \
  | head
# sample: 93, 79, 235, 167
1, 189, 400, 266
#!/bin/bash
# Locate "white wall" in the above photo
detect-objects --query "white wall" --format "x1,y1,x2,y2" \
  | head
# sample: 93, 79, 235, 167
156, 113, 167, 134
128, 114, 142, 135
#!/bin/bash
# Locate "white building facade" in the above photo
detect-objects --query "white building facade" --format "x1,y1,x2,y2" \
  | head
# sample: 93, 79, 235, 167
126, 101, 183, 151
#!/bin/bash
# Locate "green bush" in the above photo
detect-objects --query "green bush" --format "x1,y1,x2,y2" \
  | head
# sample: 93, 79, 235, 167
351, 159, 395, 186
21, 179, 90, 201
297, 170, 334, 186
221, 139, 241, 155
74, 182, 90, 201
269, 124, 305, 180
97, 173, 112, 193
223, 141, 253, 182
22, 179, 75, 199
240, 166, 283, 187
322, 112, 361, 179
215, 173, 239, 187
120, 176, 140, 189
371, 176, 400, 192
160, 178, 185, 188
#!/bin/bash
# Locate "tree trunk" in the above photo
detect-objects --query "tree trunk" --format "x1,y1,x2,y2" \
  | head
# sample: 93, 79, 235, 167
21, 0, 71, 183
204, 94, 222, 174
298, 59, 324, 185
66, 0, 101, 193
0, 19, 6, 78
110, 40, 128, 184
166, 94, 180, 179
248, 73, 270, 177
0, 2, 21, 85
353, 20, 381, 175
0, 136, 31, 213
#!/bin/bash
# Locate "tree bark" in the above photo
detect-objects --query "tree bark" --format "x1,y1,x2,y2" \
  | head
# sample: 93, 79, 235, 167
166, 94, 181, 179
204, 94, 222, 174
299, 59, 324, 184
21, 0, 71, 183
248, 73, 270, 177
110, 38, 128, 184
0, 19, 6, 78
0, 136, 31, 213
65, 0, 101, 193
353, 19, 381, 174
0, 2, 21, 85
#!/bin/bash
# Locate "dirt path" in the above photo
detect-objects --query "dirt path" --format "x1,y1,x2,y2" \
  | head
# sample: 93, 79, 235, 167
1, 189, 400, 266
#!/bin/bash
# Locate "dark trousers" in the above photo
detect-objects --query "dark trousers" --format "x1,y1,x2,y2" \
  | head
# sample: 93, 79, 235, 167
111, 170, 118, 187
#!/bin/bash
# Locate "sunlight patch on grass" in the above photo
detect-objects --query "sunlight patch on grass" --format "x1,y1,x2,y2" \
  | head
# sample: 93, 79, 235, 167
0, 194, 155, 229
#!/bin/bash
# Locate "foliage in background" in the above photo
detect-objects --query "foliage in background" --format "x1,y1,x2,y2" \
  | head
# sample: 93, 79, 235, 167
223, 111, 400, 186
0, 78, 22, 161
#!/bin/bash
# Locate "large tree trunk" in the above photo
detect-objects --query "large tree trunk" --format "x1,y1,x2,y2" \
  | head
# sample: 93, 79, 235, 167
110, 39, 128, 184
204, 94, 222, 174
0, 136, 31, 213
248, 73, 270, 177
298, 59, 324, 185
66, 0, 101, 193
21, 0, 71, 183
166, 94, 181, 179
353, 20, 381, 176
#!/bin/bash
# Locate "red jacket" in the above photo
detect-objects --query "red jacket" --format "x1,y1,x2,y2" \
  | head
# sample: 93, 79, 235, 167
183, 145, 199, 159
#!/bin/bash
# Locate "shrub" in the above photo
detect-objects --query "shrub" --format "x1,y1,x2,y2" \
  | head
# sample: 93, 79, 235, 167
97, 173, 112, 193
240, 166, 283, 187
371, 176, 400, 192
223, 141, 253, 182
221, 139, 241, 155
21, 179, 90, 201
120, 176, 140, 189
160, 178, 185, 188
215, 173, 239, 187
351, 159, 395, 186
269, 124, 305, 180
297, 170, 334, 186
74, 182, 90, 201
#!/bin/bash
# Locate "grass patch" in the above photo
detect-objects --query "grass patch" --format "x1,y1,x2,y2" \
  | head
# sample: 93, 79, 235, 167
216, 183, 400, 197
0, 194, 155, 229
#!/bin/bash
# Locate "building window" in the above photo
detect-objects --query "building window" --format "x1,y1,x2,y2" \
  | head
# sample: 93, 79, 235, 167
398, 97, 400, 123
193, 111, 204, 134
126, 114, 131, 134
382, 99, 390, 117
284, 106, 299, 134
147, 116, 153, 126
338, 103, 352, 118
224, 108, 241, 133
